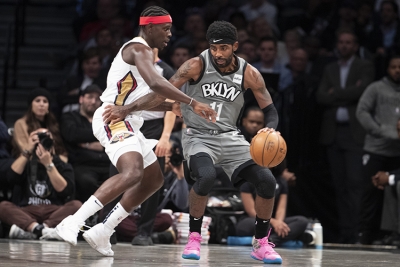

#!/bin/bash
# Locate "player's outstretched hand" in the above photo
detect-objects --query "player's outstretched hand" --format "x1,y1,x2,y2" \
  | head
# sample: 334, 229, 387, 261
103, 105, 129, 125
191, 100, 217, 123
172, 102, 182, 117
257, 127, 280, 134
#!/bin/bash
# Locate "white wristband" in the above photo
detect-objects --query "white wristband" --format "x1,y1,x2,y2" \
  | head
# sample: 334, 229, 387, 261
388, 174, 396, 186
189, 98, 193, 106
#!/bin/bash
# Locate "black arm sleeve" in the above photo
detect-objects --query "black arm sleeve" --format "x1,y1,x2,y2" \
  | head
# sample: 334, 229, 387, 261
262, 103, 279, 129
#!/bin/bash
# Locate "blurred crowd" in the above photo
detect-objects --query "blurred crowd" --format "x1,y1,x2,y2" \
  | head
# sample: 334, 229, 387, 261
1, 0, 400, 247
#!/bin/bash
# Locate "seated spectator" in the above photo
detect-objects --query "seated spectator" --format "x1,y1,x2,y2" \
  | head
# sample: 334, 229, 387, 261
60, 85, 110, 202
0, 129, 81, 240
58, 48, 107, 114
371, 165, 400, 246
239, 106, 265, 143
236, 160, 309, 247
13, 88, 67, 162
239, 106, 296, 185
0, 117, 14, 195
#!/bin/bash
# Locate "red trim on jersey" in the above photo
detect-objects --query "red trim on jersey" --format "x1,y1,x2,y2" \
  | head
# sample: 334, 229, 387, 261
104, 125, 112, 140
139, 15, 172, 25
124, 121, 134, 132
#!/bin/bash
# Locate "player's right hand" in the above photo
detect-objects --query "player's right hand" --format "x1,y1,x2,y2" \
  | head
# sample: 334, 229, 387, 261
102, 104, 129, 125
191, 100, 217, 123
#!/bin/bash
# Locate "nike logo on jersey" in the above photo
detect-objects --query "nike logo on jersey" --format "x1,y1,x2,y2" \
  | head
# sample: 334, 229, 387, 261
205, 70, 216, 74
213, 39, 223, 43
202, 82, 241, 101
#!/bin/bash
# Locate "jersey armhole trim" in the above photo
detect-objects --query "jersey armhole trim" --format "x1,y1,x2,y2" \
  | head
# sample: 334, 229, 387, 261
241, 61, 248, 91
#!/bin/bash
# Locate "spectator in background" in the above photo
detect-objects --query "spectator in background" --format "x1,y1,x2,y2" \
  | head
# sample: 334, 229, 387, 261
173, 11, 206, 50
316, 29, 374, 244
238, 39, 258, 64
253, 37, 283, 74
13, 88, 67, 163
0, 117, 14, 196
0, 129, 80, 240
59, 48, 107, 114
366, 1, 400, 56
239, 0, 278, 35
60, 85, 109, 203
277, 48, 320, 175
367, 1, 400, 79
84, 28, 116, 72
79, 0, 132, 42
356, 55, 400, 244
236, 159, 308, 248
170, 45, 192, 71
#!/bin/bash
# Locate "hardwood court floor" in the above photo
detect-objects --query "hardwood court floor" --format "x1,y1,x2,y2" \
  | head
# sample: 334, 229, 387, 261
0, 239, 399, 267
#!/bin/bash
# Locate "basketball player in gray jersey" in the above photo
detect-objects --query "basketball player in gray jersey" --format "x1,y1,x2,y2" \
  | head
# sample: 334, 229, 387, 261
103, 21, 282, 264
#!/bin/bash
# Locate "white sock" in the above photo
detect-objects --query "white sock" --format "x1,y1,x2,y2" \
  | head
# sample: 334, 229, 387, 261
73, 195, 104, 222
102, 202, 129, 236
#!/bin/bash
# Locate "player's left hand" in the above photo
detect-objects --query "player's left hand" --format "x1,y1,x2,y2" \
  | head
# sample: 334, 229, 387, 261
103, 104, 129, 125
257, 127, 280, 134
172, 102, 182, 117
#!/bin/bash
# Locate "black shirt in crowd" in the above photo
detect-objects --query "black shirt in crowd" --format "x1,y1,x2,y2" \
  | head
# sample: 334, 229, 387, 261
60, 111, 109, 166
7, 155, 75, 206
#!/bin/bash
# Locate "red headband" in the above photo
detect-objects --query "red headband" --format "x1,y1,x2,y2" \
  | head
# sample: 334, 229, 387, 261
139, 15, 172, 26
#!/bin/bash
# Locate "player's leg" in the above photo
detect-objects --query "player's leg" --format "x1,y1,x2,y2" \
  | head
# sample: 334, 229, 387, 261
56, 151, 144, 249
182, 152, 216, 260
82, 156, 163, 256
238, 164, 282, 264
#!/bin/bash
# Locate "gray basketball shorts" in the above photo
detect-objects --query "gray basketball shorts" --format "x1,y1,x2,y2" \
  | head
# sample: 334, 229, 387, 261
182, 128, 253, 179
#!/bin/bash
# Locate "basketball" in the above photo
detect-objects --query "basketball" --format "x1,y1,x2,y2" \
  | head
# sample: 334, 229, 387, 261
250, 131, 287, 168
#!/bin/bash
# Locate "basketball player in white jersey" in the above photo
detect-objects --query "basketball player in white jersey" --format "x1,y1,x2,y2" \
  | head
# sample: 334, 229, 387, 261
104, 21, 283, 264
55, 6, 216, 257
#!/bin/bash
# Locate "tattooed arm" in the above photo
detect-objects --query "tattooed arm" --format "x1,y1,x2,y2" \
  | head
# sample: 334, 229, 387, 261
169, 57, 203, 89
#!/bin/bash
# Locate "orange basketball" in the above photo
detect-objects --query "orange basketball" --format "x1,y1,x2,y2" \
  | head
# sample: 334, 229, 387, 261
250, 131, 287, 168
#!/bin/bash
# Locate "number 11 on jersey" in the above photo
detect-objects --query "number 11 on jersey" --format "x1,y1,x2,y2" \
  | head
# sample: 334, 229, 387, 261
210, 102, 223, 121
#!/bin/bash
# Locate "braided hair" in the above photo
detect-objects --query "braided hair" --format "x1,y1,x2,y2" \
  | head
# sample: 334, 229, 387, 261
140, 6, 169, 30
206, 21, 238, 44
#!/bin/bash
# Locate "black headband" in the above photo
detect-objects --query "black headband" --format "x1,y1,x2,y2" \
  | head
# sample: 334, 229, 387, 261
208, 38, 236, 44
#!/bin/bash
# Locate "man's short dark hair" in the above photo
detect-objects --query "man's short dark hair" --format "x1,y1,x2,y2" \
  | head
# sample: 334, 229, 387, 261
206, 21, 238, 44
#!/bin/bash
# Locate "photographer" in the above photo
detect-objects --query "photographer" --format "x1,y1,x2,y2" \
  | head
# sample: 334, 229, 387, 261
0, 129, 81, 240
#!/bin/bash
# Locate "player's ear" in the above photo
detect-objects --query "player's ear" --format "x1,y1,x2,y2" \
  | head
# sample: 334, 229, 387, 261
233, 41, 239, 52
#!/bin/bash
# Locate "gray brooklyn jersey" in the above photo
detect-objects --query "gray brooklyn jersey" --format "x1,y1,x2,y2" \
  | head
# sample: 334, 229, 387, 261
181, 49, 247, 132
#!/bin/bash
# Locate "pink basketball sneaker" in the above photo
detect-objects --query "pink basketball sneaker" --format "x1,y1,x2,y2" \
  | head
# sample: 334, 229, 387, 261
182, 232, 202, 260
251, 233, 282, 264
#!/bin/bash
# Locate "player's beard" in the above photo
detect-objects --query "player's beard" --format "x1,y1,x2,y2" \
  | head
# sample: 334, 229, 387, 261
214, 54, 234, 68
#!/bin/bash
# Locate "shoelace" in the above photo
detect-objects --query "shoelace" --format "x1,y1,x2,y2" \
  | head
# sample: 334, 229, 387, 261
186, 234, 202, 250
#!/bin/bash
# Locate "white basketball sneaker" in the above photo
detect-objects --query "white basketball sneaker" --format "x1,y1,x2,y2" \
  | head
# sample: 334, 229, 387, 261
83, 223, 114, 257
55, 215, 85, 246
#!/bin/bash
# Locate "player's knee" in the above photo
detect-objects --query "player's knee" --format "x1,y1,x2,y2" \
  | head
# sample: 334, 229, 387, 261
190, 153, 216, 196
122, 168, 143, 187
254, 168, 276, 199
